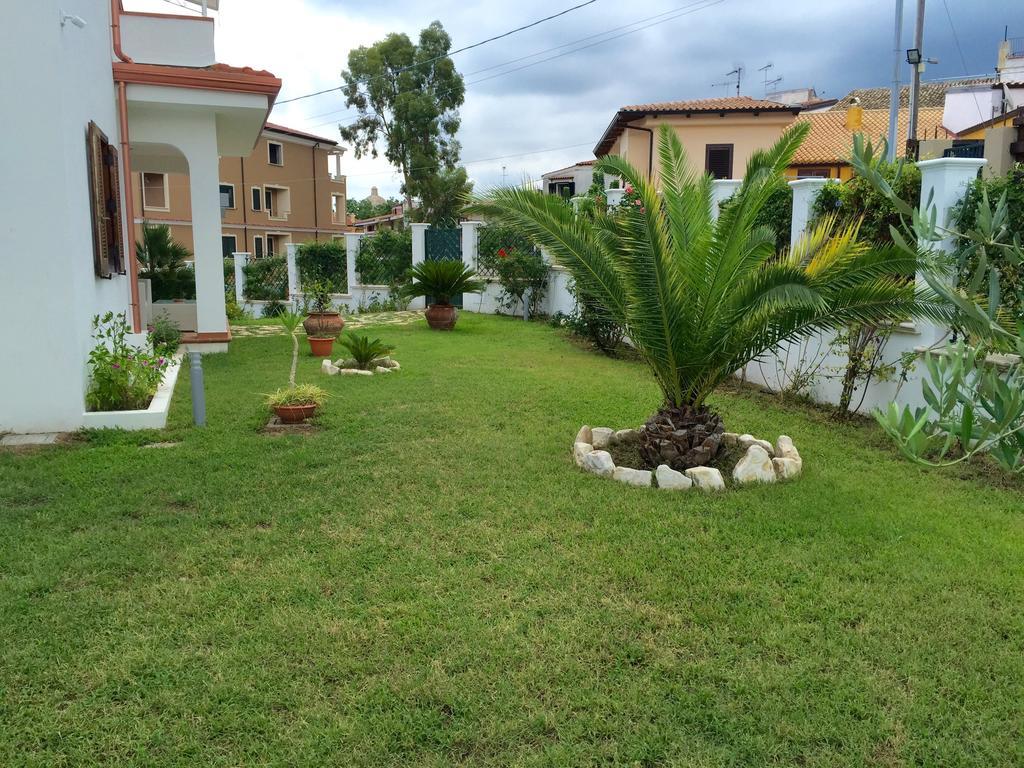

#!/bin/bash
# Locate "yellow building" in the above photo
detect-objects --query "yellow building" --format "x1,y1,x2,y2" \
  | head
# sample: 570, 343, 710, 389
593, 96, 801, 181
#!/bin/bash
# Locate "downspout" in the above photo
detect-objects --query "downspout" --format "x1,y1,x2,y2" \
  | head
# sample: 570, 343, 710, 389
312, 142, 320, 240
240, 157, 248, 251
111, 0, 142, 331
626, 125, 654, 178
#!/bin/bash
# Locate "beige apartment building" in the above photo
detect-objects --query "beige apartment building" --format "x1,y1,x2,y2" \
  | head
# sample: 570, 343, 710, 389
132, 123, 347, 259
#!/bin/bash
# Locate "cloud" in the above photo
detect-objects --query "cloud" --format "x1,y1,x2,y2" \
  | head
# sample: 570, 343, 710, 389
124, 0, 1011, 198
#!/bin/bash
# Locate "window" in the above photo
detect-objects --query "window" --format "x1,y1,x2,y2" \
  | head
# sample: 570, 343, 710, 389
219, 183, 235, 209
253, 235, 264, 258
266, 233, 290, 256
331, 193, 345, 224
796, 167, 832, 179
263, 185, 291, 220
221, 234, 237, 258
86, 121, 124, 278
141, 172, 168, 210
547, 181, 575, 198
267, 141, 283, 166
705, 144, 733, 180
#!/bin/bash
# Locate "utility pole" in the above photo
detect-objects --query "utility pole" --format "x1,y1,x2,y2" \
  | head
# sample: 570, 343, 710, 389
887, 0, 904, 162
907, 0, 926, 150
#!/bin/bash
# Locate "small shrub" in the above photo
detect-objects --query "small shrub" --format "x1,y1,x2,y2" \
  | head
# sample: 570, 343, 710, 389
810, 161, 921, 246
225, 298, 249, 323
477, 226, 549, 316
148, 313, 181, 355
243, 256, 288, 301
555, 278, 624, 356
262, 300, 286, 318
720, 183, 792, 252
337, 333, 394, 370
86, 312, 171, 412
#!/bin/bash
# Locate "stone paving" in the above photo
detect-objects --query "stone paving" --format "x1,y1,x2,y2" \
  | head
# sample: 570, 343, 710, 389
231, 310, 423, 337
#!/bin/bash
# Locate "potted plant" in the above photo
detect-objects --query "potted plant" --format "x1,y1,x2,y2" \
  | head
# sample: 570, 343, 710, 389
266, 310, 328, 424
301, 279, 344, 356
402, 261, 485, 330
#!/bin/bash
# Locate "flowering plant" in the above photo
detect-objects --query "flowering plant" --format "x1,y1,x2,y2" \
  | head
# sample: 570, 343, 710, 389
86, 312, 170, 411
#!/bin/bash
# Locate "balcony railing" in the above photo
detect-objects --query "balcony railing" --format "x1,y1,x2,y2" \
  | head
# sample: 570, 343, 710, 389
120, 12, 216, 67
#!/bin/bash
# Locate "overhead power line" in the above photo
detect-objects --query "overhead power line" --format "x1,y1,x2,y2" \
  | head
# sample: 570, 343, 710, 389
275, 0, 600, 105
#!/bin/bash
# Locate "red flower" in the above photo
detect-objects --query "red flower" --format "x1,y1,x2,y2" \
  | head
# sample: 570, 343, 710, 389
498, 248, 508, 259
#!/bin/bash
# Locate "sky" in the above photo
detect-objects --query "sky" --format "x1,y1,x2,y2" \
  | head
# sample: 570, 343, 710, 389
126, 0, 1016, 200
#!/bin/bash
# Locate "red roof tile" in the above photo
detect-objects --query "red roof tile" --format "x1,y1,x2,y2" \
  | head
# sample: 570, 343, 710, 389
619, 96, 796, 113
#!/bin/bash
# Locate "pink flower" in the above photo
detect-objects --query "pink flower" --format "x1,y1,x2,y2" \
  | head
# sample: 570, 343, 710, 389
625, 184, 634, 194
111, 363, 121, 370
634, 199, 642, 206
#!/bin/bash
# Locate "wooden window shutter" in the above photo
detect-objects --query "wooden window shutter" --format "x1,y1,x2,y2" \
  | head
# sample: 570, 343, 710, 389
86, 121, 125, 277
705, 144, 734, 180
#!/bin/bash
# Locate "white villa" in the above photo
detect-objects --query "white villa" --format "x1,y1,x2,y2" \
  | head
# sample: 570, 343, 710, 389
0, 1, 280, 435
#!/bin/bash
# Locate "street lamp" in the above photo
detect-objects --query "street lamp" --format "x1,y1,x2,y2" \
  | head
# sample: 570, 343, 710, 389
906, 48, 922, 65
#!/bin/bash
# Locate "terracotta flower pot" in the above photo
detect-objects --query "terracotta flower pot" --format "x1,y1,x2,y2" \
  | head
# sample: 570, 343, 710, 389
307, 336, 335, 357
425, 303, 458, 331
272, 403, 319, 424
303, 312, 344, 338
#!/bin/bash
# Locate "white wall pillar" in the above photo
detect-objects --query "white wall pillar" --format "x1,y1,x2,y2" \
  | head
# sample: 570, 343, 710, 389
788, 178, 829, 246
605, 186, 625, 207
344, 232, 362, 292
460, 220, 483, 271
179, 130, 227, 335
232, 251, 248, 305
285, 243, 299, 301
409, 222, 430, 310
710, 179, 742, 221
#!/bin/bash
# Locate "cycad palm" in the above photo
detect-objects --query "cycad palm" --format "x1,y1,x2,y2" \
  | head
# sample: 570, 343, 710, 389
472, 124, 951, 470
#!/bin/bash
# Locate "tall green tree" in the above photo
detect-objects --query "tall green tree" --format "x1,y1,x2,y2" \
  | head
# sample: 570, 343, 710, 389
472, 124, 952, 470
339, 22, 465, 211
414, 166, 473, 226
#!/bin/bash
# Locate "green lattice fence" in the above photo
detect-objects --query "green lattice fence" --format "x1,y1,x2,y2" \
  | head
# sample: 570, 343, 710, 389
356, 229, 412, 285
424, 228, 463, 307
242, 256, 288, 301
476, 225, 541, 279
223, 257, 236, 298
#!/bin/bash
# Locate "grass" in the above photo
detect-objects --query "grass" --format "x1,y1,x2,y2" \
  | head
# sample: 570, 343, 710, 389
2, 313, 1023, 766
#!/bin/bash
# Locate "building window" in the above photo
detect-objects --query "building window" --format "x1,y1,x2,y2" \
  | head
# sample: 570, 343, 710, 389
795, 167, 832, 178
264, 186, 290, 220
251, 186, 262, 212
219, 183, 235, 209
142, 172, 168, 210
86, 121, 124, 278
705, 144, 734, 179
547, 181, 576, 198
267, 141, 283, 166
266, 233, 290, 256
253, 235, 264, 258
221, 234, 237, 258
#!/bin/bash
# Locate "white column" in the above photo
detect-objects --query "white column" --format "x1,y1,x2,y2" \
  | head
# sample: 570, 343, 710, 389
916, 157, 987, 347
344, 232, 362, 293
916, 158, 987, 258
285, 243, 299, 302
181, 130, 228, 335
232, 251, 248, 305
409, 222, 430, 310
460, 220, 483, 271
788, 178, 829, 247
710, 179, 742, 221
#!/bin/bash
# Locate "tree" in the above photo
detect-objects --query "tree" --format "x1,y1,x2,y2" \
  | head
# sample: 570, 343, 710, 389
339, 22, 465, 211
347, 196, 402, 221
472, 124, 952, 470
413, 166, 473, 226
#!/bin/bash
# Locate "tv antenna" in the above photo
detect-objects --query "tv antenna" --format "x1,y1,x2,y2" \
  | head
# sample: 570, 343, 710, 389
725, 66, 743, 96
758, 63, 783, 96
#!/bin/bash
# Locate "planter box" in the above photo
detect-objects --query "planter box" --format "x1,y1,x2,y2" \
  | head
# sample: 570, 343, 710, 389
81, 353, 183, 431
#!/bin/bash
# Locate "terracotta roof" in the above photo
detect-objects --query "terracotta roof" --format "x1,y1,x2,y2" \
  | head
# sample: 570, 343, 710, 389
791, 107, 951, 165
112, 61, 281, 99
594, 96, 800, 156
543, 159, 597, 178
832, 79, 996, 110
264, 122, 338, 145
620, 96, 795, 113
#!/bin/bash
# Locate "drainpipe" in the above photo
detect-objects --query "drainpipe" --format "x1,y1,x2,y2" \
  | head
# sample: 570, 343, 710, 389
240, 157, 248, 251
626, 125, 654, 178
312, 142, 320, 240
111, 0, 142, 331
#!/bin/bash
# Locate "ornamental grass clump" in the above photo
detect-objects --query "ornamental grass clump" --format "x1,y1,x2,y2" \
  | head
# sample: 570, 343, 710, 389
472, 124, 952, 470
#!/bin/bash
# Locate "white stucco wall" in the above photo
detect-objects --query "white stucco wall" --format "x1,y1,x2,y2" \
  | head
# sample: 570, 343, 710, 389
0, 0, 135, 433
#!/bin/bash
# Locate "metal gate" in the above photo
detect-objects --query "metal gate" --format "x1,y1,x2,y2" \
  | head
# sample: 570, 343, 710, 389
424, 228, 463, 307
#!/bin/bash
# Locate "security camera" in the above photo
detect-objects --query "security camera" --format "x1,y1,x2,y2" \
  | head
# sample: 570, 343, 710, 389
60, 11, 87, 28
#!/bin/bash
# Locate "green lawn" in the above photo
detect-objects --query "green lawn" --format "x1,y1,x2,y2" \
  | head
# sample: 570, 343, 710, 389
2, 313, 1023, 766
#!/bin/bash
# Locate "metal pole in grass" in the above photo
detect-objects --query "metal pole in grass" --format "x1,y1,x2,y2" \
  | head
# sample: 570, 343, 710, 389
190, 351, 206, 426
